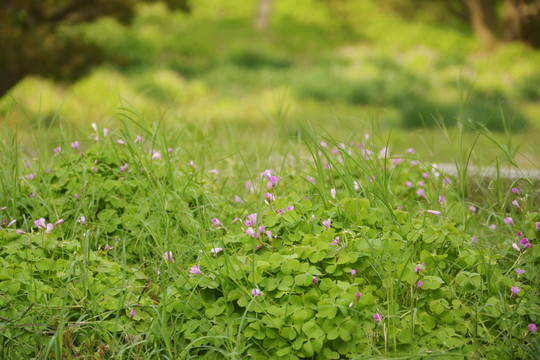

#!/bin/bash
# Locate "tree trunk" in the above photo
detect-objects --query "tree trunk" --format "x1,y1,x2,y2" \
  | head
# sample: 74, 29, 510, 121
503, 0, 540, 46
465, 0, 499, 46
0, 71, 25, 99
254, 0, 274, 30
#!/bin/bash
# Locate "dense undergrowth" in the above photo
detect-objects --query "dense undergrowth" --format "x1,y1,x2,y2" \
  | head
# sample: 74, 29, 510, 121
0, 116, 538, 359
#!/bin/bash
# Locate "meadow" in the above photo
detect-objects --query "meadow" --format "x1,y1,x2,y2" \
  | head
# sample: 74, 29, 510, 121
1, 0, 539, 358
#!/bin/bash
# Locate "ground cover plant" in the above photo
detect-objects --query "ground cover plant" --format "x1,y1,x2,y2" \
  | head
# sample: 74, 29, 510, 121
0, 116, 538, 359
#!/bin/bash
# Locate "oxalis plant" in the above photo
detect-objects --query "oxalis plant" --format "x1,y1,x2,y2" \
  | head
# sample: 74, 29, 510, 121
0, 119, 538, 359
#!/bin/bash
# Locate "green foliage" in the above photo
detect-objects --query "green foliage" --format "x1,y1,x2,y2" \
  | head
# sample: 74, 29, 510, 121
0, 121, 538, 358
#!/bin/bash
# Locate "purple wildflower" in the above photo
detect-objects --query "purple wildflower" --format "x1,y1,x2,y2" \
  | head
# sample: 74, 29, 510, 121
511, 286, 520, 297
189, 265, 202, 274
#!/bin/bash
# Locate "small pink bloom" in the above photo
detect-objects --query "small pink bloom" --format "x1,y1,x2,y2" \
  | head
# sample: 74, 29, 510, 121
511, 286, 520, 297
519, 238, 531, 248
35, 218, 46, 229
306, 175, 315, 184
71, 141, 80, 150
252, 288, 263, 297
512, 243, 520, 251
312, 276, 318, 284
16, 229, 24, 234
353, 180, 360, 191
489, 224, 496, 230
53, 147, 61, 154
515, 268, 525, 276
91, 123, 98, 132
286, 205, 294, 211
438, 196, 446, 204
330, 188, 336, 199
151, 152, 162, 160
517, 231, 523, 237
103, 128, 108, 137
134, 135, 143, 144
265, 230, 272, 240
167, 147, 173, 153
116, 139, 126, 145
209, 169, 220, 176
7, 219, 16, 227
265, 192, 275, 202
232, 217, 240, 224
267, 176, 279, 189
351, 269, 356, 279
469, 205, 477, 214
322, 218, 331, 229
54, 219, 64, 226
427, 210, 441, 216
46, 223, 54, 233
511, 187, 519, 195
512, 200, 520, 210
537, 222, 540, 230
320, 141, 328, 148
120, 163, 129, 172
104, 244, 111, 251
277, 208, 284, 214
74, 193, 79, 200
374, 313, 382, 322
411, 160, 418, 167
258, 225, 265, 234
443, 177, 452, 185
504, 217, 514, 226
415, 265, 422, 274
417, 280, 423, 289
91, 166, 98, 174
129, 310, 136, 319
416, 189, 425, 198
355, 292, 362, 301
393, 158, 402, 165
422, 172, 429, 179
164, 251, 174, 263
77, 216, 87, 226
190, 265, 202, 274
212, 218, 222, 227
406, 181, 413, 188
331, 236, 341, 246
246, 227, 257, 238
529, 324, 537, 333
25, 173, 35, 180
406, 147, 415, 154
261, 169, 273, 179
210, 247, 223, 256
234, 195, 243, 203
471, 236, 478, 244
245, 213, 257, 227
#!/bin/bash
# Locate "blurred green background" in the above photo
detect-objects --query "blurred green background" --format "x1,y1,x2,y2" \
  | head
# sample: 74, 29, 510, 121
1, 0, 539, 166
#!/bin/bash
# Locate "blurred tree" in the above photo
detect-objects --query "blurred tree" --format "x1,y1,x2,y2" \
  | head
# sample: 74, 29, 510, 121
381, 0, 540, 47
254, 0, 274, 30
0, 0, 190, 98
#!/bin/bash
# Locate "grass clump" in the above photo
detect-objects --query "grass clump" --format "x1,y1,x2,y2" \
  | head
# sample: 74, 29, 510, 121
0, 116, 538, 359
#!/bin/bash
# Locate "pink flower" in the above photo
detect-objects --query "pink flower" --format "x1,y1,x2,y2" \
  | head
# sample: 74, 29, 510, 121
489, 224, 496, 230
286, 205, 294, 211
120, 163, 129, 172
511, 286, 520, 297
374, 313, 382, 322
46, 223, 54, 233
393, 158, 403, 165
511, 187, 519, 195
164, 251, 174, 263
504, 217, 514, 226
512, 200, 520, 210
419, 181, 426, 187
234, 195, 243, 203
267, 176, 279, 189
355, 292, 362, 301
134, 135, 143, 144
330, 188, 336, 199
16, 229, 24, 234
77, 216, 87, 226
312, 276, 318, 284
406, 147, 415, 154
417, 280, 423, 289
411, 160, 418, 167
471, 236, 478, 244
104, 244, 111, 251
322, 218, 331, 229
512, 243, 520, 251
212, 218, 223, 227
53, 147, 61, 154
54, 219, 64, 226
188, 160, 196, 168
91, 166, 98, 174
210, 247, 223, 256
34, 218, 46, 229
209, 169, 220, 176
129, 310, 136, 319
71, 141, 80, 151
427, 210, 441, 216
246, 227, 257, 238
515, 268, 525, 276
406, 181, 413, 188
416, 189, 425, 198
103, 128, 108, 137
116, 139, 126, 145
261, 169, 273, 179
277, 208, 284, 214
190, 265, 202, 274
353, 180, 360, 191
422, 172, 429, 179
74, 193, 79, 200
25, 173, 35, 180
469, 205, 477, 214
536, 222, 540, 230
7, 219, 16, 227
265, 192, 275, 202
438, 196, 446, 204
519, 237, 531, 248
252, 288, 263, 297
529, 324, 537, 333
265, 230, 272, 240
351, 269, 356, 280
245, 213, 257, 226
306, 175, 315, 184
415, 264, 422, 274
151, 151, 162, 160
258, 225, 265, 234
517, 231, 523, 237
